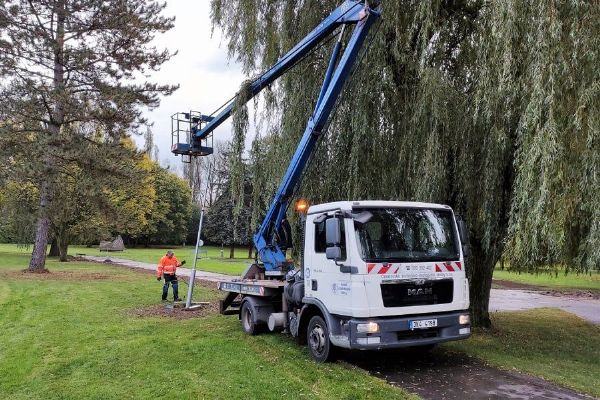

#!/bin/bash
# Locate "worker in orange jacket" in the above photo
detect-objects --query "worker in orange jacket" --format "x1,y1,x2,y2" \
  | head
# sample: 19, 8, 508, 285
157, 250, 185, 302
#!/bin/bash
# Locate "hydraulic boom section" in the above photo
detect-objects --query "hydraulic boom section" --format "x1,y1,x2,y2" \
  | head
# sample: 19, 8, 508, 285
171, 0, 381, 273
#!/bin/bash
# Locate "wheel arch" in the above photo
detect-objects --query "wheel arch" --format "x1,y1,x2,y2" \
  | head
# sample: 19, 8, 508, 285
298, 298, 341, 345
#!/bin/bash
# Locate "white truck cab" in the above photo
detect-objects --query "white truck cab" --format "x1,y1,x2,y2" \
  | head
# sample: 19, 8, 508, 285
296, 200, 471, 359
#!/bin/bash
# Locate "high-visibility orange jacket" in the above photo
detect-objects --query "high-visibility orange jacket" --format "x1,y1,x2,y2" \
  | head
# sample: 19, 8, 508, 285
157, 256, 180, 277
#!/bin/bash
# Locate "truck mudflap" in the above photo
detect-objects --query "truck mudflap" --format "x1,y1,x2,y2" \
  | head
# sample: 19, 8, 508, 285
330, 311, 471, 350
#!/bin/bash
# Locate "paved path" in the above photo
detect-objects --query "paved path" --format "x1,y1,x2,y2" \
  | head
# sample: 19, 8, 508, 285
490, 288, 600, 324
348, 348, 595, 400
82, 256, 232, 283
87, 256, 600, 324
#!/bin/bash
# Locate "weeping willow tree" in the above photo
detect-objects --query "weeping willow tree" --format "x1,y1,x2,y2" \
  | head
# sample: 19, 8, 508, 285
230, 81, 252, 247
211, 0, 600, 326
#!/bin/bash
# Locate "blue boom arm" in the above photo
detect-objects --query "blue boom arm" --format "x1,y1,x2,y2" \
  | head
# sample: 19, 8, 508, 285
173, 0, 381, 272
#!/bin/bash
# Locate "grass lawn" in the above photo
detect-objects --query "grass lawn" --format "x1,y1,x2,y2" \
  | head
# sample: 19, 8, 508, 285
0, 248, 416, 400
493, 268, 600, 291
445, 308, 600, 397
0, 243, 250, 276
3, 244, 598, 398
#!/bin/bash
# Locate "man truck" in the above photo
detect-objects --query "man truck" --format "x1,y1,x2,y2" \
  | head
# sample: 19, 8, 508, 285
170, 0, 471, 362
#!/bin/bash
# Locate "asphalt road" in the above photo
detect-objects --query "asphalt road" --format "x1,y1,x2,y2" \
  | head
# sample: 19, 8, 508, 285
82, 255, 230, 283
89, 256, 600, 324
489, 288, 600, 324
345, 348, 595, 400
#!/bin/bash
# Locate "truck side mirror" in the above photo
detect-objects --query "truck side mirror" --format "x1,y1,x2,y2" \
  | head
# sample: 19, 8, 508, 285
326, 246, 342, 260
457, 219, 471, 258
325, 218, 342, 261
325, 218, 341, 245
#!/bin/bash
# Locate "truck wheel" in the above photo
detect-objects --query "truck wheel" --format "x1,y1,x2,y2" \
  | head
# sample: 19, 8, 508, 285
307, 315, 335, 362
240, 301, 258, 335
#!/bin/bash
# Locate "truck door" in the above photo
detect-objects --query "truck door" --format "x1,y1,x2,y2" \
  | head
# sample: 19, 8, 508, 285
305, 215, 354, 316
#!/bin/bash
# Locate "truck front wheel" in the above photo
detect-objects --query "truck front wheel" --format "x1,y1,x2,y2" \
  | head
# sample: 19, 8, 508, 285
307, 315, 335, 362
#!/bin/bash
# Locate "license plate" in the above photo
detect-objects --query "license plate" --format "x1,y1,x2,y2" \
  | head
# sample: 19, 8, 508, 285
409, 319, 438, 330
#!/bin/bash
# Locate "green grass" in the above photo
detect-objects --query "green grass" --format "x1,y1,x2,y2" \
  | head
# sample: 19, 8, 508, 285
445, 309, 600, 397
4, 243, 598, 398
493, 268, 600, 291
0, 249, 416, 400
0, 243, 250, 276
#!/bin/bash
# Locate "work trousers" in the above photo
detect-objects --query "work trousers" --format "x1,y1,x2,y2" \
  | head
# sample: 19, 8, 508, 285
162, 273, 179, 301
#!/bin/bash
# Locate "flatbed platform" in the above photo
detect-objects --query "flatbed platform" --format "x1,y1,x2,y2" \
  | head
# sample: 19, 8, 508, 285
218, 278, 285, 289
217, 276, 286, 315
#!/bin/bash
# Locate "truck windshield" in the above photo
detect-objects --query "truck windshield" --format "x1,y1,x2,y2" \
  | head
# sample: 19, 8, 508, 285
353, 208, 459, 262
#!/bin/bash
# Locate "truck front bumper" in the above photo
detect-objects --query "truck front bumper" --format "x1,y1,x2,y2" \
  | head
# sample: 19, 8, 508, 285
331, 311, 471, 350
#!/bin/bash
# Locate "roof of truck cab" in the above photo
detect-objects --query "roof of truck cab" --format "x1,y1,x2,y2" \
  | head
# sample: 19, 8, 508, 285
306, 200, 453, 215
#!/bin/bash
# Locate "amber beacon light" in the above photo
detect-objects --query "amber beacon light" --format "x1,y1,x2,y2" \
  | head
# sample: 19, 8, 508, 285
294, 198, 309, 214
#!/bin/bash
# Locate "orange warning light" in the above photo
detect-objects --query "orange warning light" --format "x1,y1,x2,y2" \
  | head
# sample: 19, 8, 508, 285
294, 198, 309, 214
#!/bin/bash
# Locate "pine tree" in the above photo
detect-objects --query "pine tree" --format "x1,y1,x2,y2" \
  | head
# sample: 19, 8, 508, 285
0, 0, 177, 271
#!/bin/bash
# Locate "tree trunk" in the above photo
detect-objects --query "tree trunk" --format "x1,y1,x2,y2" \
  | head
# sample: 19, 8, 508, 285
229, 244, 235, 259
467, 242, 497, 328
28, 179, 52, 272
29, 0, 65, 272
247, 245, 253, 259
58, 233, 69, 262
48, 238, 60, 257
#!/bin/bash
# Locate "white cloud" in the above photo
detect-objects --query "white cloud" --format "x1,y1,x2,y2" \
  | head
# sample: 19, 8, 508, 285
139, 1, 252, 172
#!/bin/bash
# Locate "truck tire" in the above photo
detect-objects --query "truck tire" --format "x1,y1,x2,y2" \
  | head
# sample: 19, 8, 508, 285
307, 315, 335, 362
240, 301, 259, 335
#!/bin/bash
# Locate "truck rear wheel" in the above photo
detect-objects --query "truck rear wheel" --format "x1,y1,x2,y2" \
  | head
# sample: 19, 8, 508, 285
240, 301, 258, 335
307, 315, 335, 362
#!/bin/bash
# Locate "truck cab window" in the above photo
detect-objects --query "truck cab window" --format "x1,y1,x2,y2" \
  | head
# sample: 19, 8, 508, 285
354, 208, 459, 262
315, 218, 346, 260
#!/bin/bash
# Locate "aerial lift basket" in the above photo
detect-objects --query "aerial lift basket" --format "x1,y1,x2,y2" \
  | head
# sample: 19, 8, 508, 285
170, 111, 214, 163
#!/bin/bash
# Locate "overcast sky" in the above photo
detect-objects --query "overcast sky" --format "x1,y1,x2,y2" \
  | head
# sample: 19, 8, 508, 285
138, 1, 250, 173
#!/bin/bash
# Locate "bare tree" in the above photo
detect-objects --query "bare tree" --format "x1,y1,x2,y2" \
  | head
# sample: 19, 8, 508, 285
183, 140, 229, 207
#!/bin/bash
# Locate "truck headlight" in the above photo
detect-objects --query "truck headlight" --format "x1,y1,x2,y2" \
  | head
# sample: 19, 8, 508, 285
459, 314, 470, 325
357, 322, 379, 333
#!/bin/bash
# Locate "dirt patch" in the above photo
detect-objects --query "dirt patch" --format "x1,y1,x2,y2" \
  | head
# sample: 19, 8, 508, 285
542, 289, 600, 300
128, 301, 220, 320
493, 279, 600, 300
342, 347, 593, 400
9, 270, 113, 281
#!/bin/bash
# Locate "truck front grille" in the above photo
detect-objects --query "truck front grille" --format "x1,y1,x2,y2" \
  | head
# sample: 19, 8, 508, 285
380, 279, 453, 307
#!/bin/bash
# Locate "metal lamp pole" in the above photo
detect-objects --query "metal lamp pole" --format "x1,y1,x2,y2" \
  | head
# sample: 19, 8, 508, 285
185, 208, 204, 309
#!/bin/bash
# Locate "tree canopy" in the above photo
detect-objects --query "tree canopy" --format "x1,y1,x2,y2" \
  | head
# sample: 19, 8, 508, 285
0, 147, 194, 254
210, 0, 600, 326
